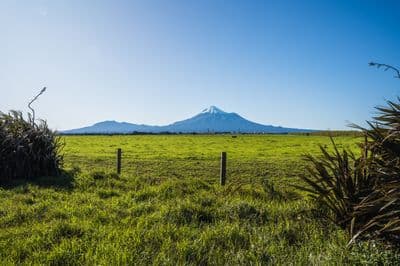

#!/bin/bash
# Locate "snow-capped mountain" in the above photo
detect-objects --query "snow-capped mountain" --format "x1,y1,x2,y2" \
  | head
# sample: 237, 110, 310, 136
200, 106, 227, 114
62, 106, 314, 134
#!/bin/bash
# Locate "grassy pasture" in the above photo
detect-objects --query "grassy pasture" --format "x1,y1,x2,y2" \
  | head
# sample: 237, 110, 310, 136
1, 135, 399, 265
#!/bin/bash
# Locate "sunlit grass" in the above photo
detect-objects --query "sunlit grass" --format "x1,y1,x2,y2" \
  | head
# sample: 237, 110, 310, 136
0, 135, 398, 264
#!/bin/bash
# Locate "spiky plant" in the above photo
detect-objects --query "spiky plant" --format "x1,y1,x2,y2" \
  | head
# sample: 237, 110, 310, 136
0, 110, 63, 182
299, 138, 372, 225
300, 102, 400, 245
349, 100, 400, 244
299, 63, 400, 245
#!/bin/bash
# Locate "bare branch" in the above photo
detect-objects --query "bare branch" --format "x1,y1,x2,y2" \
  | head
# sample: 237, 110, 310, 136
369, 62, 400, 79
28, 87, 47, 124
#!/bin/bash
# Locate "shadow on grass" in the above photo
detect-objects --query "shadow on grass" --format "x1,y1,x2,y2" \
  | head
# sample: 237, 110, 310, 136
0, 168, 78, 191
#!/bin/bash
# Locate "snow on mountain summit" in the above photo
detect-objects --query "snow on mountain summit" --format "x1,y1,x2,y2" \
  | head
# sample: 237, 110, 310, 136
201, 106, 227, 114
63, 105, 314, 134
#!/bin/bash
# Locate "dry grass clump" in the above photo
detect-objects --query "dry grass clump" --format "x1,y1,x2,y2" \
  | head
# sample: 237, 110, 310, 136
0, 111, 63, 181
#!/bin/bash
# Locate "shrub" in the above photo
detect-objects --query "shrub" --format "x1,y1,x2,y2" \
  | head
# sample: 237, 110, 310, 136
299, 100, 400, 245
0, 111, 63, 182
299, 63, 400, 246
350, 100, 400, 244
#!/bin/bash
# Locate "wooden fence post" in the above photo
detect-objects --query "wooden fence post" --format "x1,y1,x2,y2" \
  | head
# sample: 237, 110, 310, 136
117, 148, 122, 174
220, 152, 227, 185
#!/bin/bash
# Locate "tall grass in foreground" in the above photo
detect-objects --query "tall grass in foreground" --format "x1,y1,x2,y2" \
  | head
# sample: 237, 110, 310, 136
0, 110, 63, 181
300, 99, 400, 246
2, 135, 398, 264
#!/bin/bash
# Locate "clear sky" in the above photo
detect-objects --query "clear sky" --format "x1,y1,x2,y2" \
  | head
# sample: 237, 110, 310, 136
1, 0, 400, 130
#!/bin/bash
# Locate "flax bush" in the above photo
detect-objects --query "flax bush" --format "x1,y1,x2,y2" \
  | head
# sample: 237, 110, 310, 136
0, 111, 63, 182
300, 100, 400, 246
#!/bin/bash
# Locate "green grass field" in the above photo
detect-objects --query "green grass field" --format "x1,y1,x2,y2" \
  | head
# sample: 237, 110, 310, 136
1, 135, 399, 265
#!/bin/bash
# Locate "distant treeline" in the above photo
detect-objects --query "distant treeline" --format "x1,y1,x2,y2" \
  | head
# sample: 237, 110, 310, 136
290, 130, 363, 137
59, 130, 361, 137
58, 131, 283, 136
59, 131, 180, 136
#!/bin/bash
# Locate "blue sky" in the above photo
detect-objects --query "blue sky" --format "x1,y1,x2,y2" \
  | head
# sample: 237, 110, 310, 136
1, 0, 400, 130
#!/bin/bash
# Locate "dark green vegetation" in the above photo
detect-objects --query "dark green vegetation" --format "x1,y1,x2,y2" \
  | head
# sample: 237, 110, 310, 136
0, 111, 63, 181
291, 130, 363, 137
1, 135, 399, 264
300, 99, 400, 246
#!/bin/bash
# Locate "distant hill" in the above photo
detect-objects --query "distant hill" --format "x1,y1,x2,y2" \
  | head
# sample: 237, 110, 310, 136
62, 121, 162, 134
62, 106, 315, 134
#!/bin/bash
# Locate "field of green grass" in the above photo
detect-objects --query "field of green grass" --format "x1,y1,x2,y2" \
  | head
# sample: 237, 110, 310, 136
1, 135, 399, 265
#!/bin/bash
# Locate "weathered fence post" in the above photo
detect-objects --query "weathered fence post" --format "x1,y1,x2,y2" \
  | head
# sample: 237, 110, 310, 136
117, 148, 122, 174
220, 152, 227, 185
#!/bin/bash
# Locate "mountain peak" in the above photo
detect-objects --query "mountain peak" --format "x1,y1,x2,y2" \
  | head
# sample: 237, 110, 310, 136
63, 106, 314, 134
94, 120, 118, 125
201, 106, 226, 114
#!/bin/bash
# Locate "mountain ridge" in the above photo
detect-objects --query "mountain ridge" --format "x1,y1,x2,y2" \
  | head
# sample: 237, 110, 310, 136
62, 106, 315, 134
